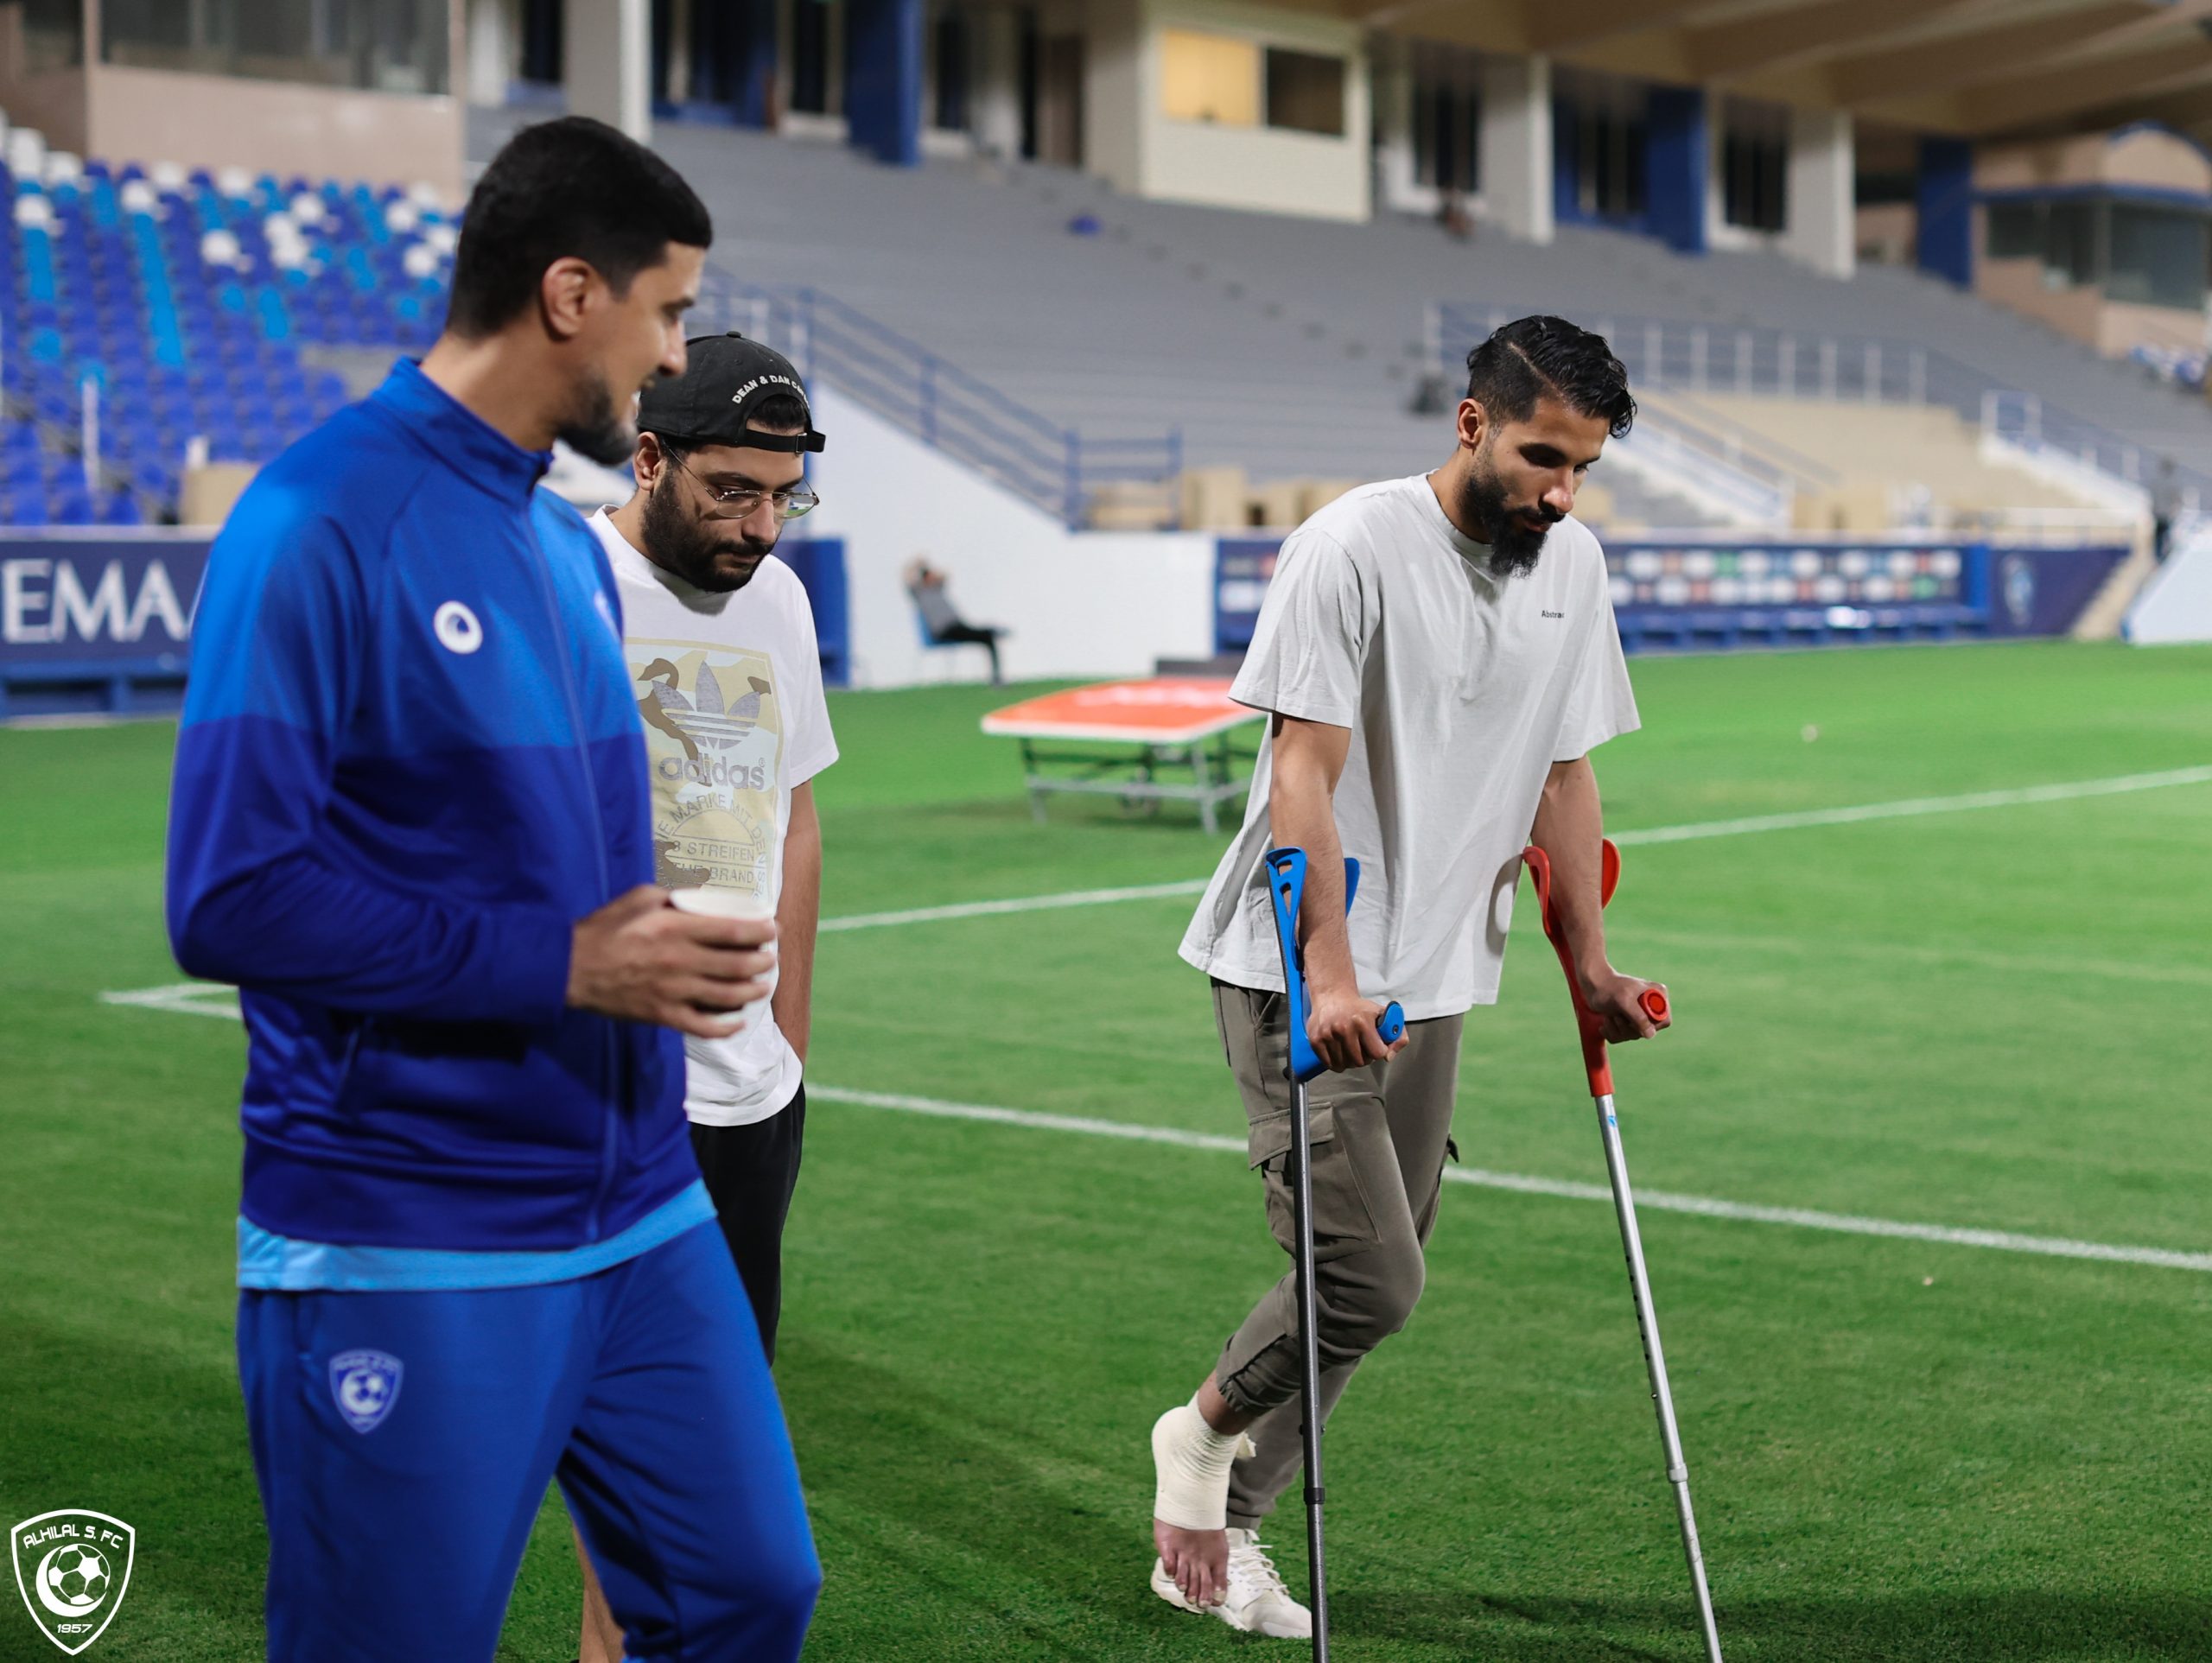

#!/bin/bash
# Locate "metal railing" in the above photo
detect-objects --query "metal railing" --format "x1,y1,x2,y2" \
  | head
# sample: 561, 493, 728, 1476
1608, 399, 1800, 525
1979, 389, 2171, 497
703, 272, 1183, 528
1431, 302, 2210, 514
1431, 304, 1931, 405
1640, 389, 1843, 490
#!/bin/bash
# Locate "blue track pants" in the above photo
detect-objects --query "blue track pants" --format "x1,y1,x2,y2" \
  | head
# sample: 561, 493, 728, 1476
238, 1222, 818, 1661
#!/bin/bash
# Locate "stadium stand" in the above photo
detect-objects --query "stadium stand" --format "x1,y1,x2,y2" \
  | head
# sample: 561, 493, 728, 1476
485, 111, 1712, 530
1, 124, 449, 525
18, 100, 2191, 544
473, 111, 2207, 539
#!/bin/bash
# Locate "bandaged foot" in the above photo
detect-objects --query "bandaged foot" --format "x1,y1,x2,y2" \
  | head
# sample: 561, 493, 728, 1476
1152, 1400, 1253, 1529
1151, 1398, 1256, 1609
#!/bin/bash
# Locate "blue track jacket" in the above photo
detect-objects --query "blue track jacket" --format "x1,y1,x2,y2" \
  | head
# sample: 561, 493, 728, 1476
168, 361, 694, 1254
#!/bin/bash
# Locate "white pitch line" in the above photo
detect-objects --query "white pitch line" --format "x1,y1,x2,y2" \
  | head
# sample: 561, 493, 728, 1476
99, 983, 211, 1003
814, 765, 2212, 934
98, 985, 245, 1020
810, 1086, 1249, 1154
808, 1085, 2212, 1275
1610, 763, 2212, 848
94, 992, 2212, 1273
818, 880, 1206, 933
1635, 927, 2212, 991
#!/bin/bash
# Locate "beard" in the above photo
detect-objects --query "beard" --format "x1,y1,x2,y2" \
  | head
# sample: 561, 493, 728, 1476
1454, 447, 1561, 578
640, 469, 777, 593
556, 369, 641, 467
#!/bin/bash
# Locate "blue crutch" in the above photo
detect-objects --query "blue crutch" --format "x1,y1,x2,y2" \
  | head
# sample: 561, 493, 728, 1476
1262, 847, 1406, 1663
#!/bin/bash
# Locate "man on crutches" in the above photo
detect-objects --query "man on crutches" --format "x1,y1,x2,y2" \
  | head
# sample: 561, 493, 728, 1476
1151, 314, 1668, 1642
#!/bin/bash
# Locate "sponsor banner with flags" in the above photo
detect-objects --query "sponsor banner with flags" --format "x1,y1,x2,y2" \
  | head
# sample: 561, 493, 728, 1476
1211, 534, 2128, 656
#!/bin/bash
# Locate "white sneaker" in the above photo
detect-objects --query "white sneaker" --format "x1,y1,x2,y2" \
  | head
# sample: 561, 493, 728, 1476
1150, 1528, 1313, 1639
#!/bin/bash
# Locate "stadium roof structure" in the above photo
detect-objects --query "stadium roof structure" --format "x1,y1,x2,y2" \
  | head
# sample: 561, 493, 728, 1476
1341, 0, 2212, 147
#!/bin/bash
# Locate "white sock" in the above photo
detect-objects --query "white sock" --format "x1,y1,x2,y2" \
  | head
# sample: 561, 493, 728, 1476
1152, 1398, 1255, 1531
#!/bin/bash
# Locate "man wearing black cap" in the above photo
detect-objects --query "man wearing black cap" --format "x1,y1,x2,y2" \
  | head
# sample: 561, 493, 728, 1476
573, 333, 837, 1663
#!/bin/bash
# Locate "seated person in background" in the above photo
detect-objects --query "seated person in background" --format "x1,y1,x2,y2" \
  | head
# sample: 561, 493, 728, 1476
905, 555, 1006, 683
2151, 459, 2181, 564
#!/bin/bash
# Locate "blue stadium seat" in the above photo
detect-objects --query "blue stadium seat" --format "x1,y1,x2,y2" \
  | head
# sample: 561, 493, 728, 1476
0, 146, 461, 519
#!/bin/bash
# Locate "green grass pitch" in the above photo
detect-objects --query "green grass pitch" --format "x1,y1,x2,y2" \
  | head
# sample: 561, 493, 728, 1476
3, 639, 2210, 1661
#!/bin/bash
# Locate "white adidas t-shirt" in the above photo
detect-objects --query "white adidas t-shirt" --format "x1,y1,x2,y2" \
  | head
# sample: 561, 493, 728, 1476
1178, 474, 1639, 1019
591, 510, 838, 1126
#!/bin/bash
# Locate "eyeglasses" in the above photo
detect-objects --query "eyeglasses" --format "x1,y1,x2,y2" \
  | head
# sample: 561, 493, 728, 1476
668, 455, 820, 521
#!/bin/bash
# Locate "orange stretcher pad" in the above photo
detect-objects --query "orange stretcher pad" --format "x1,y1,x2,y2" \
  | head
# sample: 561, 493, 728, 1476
980, 678, 1258, 745
981, 678, 1262, 832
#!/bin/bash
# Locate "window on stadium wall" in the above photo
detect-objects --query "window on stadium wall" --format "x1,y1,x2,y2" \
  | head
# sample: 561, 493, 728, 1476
1263, 48, 1344, 137
1158, 31, 1346, 137
1414, 72, 1480, 194
1985, 200, 2041, 262
2107, 203, 2209, 313
1984, 196, 2209, 314
2048, 200, 2099, 289
518, 0, 560, 86
13, 0, 84, 71
676, 0, 760, 107
1554, 71, 1646, 224
931, 9, 969, 132
1984, 199, 2099, 290
102, 0, 449, 95
1721, 99, 1787, 234
790, 0, 831, 113
1580, 105, 1645, 221
1160, 29, 1260, 126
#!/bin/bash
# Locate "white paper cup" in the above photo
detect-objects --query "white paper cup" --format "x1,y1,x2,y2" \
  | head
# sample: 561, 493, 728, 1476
668, 886, 773, 922
669, 887, 778, 1017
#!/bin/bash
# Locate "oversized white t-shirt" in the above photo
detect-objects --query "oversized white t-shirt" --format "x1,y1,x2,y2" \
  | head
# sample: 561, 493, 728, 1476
590, 510, 838, 1126
1178, 474, 1639, 1019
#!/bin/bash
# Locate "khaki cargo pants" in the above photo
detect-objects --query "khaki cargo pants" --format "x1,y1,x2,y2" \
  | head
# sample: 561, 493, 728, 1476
1208, 979, 1465, 1531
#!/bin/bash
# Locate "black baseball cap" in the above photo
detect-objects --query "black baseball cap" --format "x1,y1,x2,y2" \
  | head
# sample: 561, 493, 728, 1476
637, 331, 827, 454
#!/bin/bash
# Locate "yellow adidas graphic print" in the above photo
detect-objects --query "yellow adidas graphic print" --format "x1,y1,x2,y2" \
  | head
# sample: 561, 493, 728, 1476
628, 640, 783, 899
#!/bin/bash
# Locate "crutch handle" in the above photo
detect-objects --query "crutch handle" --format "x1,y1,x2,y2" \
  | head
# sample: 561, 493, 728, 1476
1521, 841, 1666, 1099
1264, 847, 1406, 1083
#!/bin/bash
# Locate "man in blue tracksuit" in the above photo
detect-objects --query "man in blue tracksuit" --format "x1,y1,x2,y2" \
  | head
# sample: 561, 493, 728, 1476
165, 118, 819, 1661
